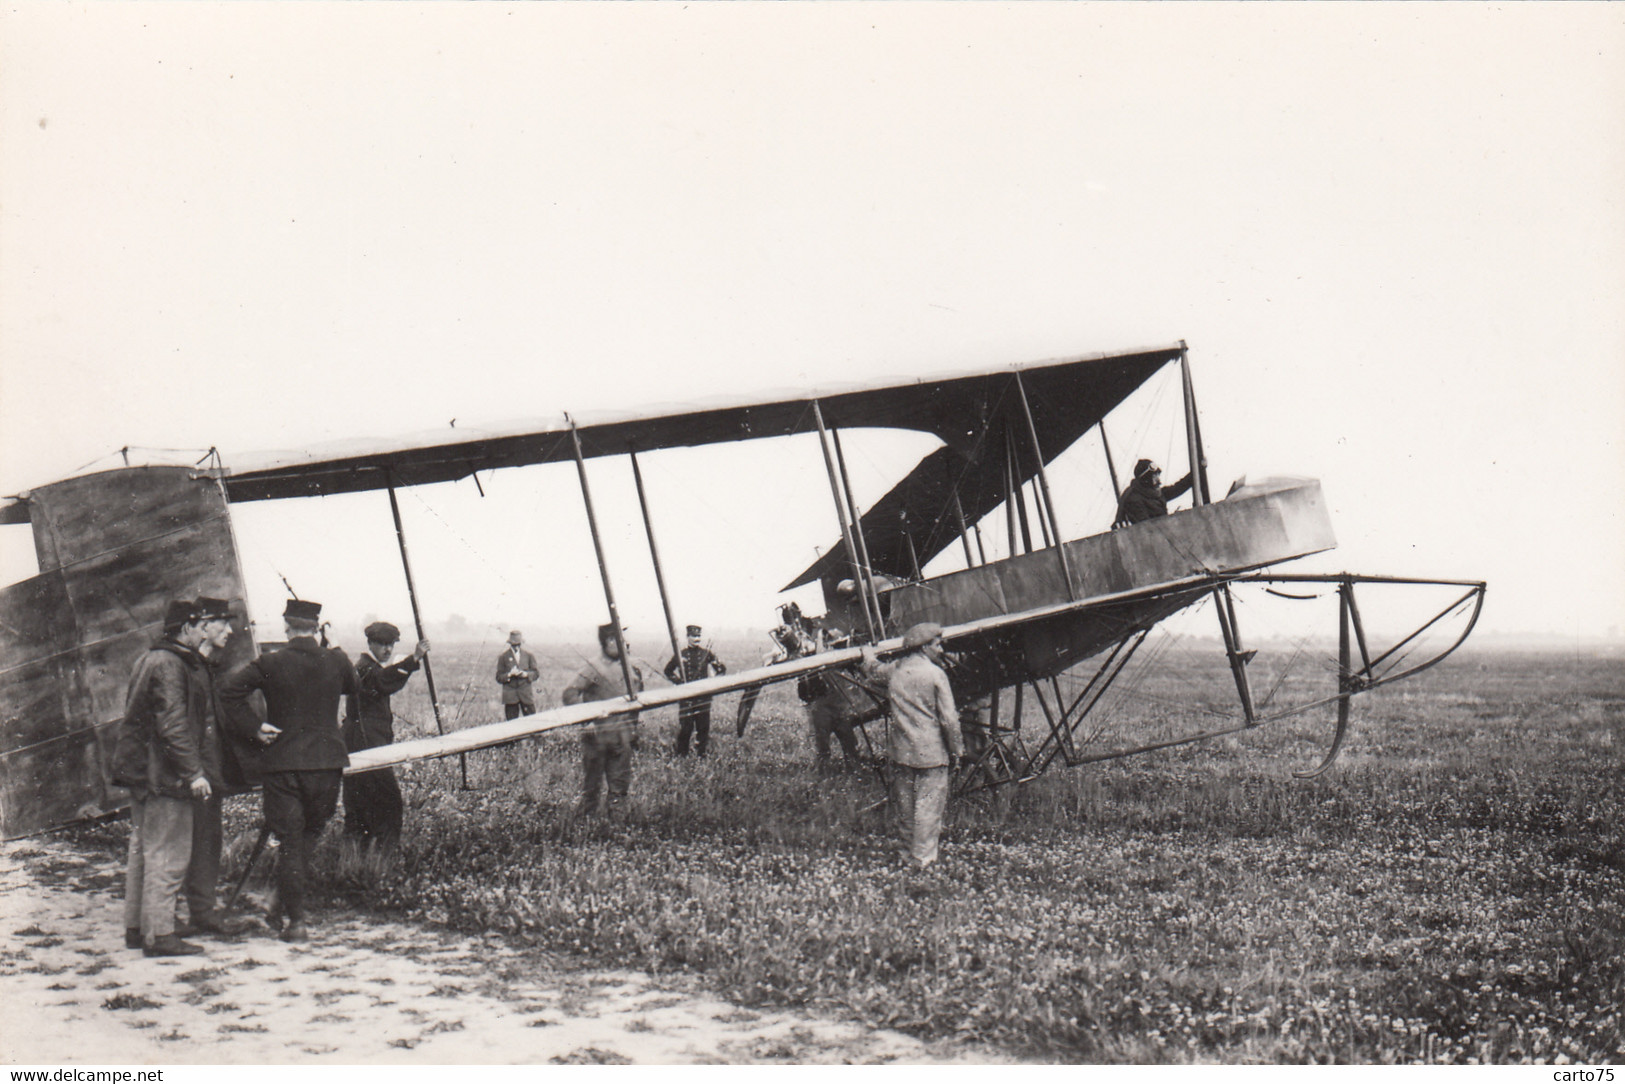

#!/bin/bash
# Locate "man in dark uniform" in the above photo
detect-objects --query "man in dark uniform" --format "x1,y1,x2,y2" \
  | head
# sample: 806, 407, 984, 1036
179, 596, 244, 939
342, 620, 428, 854
112, 599, 215, 957
663, 624, 726, 757
563, 623, 643, 818
1113, 459, 1194, 527
219, 598, 358, 943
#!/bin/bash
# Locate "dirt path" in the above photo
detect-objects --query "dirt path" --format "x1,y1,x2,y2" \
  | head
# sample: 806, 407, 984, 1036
0, 838, 1002, 1065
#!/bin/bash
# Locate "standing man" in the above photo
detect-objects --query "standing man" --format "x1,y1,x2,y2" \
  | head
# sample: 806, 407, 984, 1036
112, 599, 214, 957
562, 623, 643, 819
862, 622, 963, 870
180, 596, 241, 939
343, 620, 429, 854
663, 624, 726, 757
1113, 459, 1194, 528
496, 629, 539, 719
219, 599, 358, 943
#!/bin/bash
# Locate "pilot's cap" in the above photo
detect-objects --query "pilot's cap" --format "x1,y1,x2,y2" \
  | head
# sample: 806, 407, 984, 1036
902, 622, 944, 650
163, 598, 198, 633
194, 597, 232, 621
365, 621, 401, 645
284, 599, 322, 621
597, 622, 621, 643
1134, 459, 1159, 478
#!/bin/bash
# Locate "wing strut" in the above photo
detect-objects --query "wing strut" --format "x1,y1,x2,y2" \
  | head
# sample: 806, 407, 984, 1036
812, 400, 881, 642
386, 474, 463, 787
1015, 371, 1075, 600
568, 417, 638, 697
630, 449, 685, 682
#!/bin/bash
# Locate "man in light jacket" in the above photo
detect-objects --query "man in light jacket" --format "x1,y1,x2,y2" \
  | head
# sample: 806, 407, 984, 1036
563, 623, 643, 818
862, 622, 963, 870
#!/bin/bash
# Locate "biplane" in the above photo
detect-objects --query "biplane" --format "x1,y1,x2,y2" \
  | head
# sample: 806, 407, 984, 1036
0, 342, 1485, 839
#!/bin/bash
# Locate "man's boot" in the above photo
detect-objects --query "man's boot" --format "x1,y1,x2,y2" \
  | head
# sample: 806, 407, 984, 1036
143, 933, 204, 957
280, 921, 309, 944
124, 927, 142, 950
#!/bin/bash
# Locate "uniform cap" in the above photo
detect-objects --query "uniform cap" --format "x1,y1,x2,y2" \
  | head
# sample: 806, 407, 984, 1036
901, 622, 944, 650
194, 597, 232, 621
365, 621, 401, 644
686, 624, 702, 636
162, 598, 198, 632
597, 622, 624, 642
284, 598, 323, 621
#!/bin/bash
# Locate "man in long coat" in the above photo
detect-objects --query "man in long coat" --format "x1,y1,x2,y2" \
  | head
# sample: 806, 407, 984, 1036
112, 598, 215, 956
179, 596, 244, 939
343, 620, 428, 853
219, 598, 358, 943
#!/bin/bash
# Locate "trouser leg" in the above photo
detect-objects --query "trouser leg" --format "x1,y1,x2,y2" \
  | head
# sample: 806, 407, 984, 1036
184, 792, 223, 921
889, 770, 917, 852
675, 702, 696, 756
138, 796, 193, 942
736, 686, 761, 736
833, 719, 859, 762
579, 736, 606, 814
124, 798, 146, 932
374, 769, 403, 850
264, 771, 340, 923
604, 734, 633, 814
810, 703, 833, 759
693, 703, 712, 756
505, 701, 523, 720
910, 767, 950, 867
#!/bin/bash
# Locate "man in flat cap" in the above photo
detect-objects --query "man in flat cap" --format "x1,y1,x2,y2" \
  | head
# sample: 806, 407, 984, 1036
862, 622, 963, 870
1113, 459, 1194, 528
112, 598, 216, 956
562, 622, 644, 818
663, 624, 726, 757
342, 620, 429, 854
220, 598, 358, 942
178, 596, 244, 939
496, 630, 539, 720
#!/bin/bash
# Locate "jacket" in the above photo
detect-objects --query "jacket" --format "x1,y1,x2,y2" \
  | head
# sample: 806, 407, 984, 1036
1113, 472, 1194, 527
495, 646, 539, 706
563, 652, 643, 740
664, 645, 725, 685
218, 637, 358, 772
110, 638, 211, 800
865, 651, 962, 769
344, 652, 420, 752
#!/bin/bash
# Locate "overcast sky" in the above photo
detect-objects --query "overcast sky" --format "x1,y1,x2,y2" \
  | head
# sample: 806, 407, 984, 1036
2, 3, 1621, 652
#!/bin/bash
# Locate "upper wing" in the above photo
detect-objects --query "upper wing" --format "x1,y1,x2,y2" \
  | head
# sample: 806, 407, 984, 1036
216, 344, 1182, 503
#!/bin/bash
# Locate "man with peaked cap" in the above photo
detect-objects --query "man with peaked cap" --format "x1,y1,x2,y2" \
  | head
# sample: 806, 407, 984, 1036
111, 599, 215, 957
563, 622, 644, 818
177, 596, 245, 939
1113, 459, 1194, 528
861, 622, 963, 870
496, 629, 539, 720
663, 624, 726, 757
342, 620, 429, 853
219, 598, 358, 943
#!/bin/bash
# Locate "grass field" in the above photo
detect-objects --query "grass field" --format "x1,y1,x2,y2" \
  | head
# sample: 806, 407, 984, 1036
91, 639, 1625, 1063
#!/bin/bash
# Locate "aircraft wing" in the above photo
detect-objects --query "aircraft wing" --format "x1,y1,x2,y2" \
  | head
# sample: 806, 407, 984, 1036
344, 569, 1222, 773
204, 344, 1183, 504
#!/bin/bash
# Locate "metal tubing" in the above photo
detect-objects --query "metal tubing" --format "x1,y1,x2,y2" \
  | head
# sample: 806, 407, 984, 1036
952, 491, 978, 567
629, 449, 684, 683
1344, 579, 1374, 675
1014, 372, 1071, 564
811, 401, 879, 643
386, 480, 447, 737
567, 418, 638, 700
832, 428, 885, 629
1179, 347, 1209, 506
1100, 421, 1122, 499
1295, 582, 1354, 778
